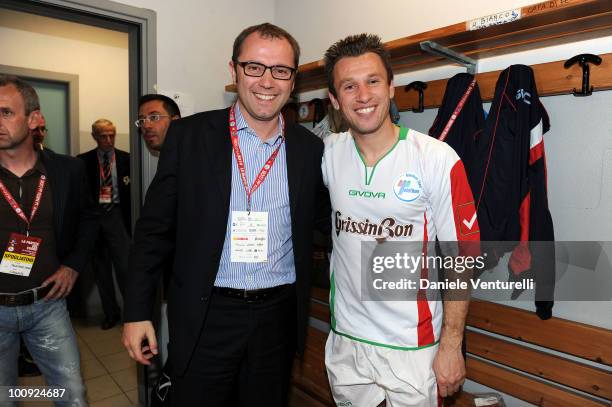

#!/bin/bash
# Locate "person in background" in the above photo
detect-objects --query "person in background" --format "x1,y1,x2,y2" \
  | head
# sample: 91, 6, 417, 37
136, 94, 181, 406
78, 119, 131, 330
31, 113, 46, 151
0, 74, 98, 406
137, 94, 181, 153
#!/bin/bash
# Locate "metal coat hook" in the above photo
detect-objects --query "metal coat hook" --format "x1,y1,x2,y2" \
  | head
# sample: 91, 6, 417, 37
564, 53, 602, 97
404, 81, 427, 113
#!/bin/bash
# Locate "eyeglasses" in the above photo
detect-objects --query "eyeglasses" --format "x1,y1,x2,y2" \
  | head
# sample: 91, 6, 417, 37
235, 61, 296, 80
135, 114, 170, 127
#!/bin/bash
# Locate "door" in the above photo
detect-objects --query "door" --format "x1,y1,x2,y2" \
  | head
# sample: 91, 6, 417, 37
28, 78, 70, 154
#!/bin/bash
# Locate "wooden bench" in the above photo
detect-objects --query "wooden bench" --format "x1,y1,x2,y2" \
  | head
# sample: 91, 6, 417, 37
292, 288, 612, 407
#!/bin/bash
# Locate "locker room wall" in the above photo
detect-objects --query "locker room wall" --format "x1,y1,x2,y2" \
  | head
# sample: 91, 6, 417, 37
275, 0, 537, 63
277, 0, 612, 329
112, 0, 276, 113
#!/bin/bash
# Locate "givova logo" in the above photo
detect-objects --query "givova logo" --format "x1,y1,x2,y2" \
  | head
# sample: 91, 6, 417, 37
348, 189, 386, 199
337, 401, 353, 407
393, 173, 422, 202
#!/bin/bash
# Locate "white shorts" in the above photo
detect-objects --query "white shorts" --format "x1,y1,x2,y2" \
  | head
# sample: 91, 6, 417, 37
325, 331, 441, 407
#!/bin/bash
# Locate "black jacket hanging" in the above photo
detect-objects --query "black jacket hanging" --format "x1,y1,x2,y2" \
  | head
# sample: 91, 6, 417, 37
429, 72, 485, 196
475, 64, 555, 319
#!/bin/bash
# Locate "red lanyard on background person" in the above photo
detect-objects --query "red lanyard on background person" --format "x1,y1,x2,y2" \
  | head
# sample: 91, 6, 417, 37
437, 78, 477, 142
0, 175, 46, 236
229, 104, 285, 213
97, 151, 115, 180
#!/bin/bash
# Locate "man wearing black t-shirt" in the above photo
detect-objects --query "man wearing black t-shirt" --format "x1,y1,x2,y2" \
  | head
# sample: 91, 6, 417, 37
0, 75, 98, 406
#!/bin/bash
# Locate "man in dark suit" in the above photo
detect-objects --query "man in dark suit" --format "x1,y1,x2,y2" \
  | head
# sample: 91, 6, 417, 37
0, 75, 98, 405
78, 119, 131, 329
123, 23, 330, 406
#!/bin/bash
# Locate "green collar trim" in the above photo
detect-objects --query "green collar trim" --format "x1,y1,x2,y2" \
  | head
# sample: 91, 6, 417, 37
353, 126, 406, 186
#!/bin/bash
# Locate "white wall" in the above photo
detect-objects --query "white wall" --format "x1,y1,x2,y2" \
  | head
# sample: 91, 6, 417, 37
276, 0, 537, 64
0, 9, 130, 153
113, 0, 276, 113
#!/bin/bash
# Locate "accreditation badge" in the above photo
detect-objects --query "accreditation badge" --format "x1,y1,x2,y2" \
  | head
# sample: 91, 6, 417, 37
0, 233, 42, 277
99, 185, 112, 204
230, 211, 268, 263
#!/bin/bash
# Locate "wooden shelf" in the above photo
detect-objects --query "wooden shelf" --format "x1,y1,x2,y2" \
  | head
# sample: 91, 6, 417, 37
394, 52, 612, 111
281, 52, 612, 123
225, 0, 612, 94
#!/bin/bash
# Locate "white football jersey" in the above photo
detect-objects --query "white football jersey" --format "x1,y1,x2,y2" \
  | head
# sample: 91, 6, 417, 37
322, 126, 479, 349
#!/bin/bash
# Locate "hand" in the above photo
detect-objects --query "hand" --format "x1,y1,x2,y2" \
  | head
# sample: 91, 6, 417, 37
432, 344, 466, 397
122, 321, 158, 365
42, 265, 78, 300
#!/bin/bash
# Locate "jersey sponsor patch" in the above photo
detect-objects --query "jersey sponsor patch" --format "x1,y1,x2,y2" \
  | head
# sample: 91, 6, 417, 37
393, 173, 422, 203
334, 210, 414, 239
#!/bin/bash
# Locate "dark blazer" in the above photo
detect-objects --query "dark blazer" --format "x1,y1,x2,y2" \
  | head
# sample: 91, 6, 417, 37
125, 108, 330, 375
40, 149, 99, 273
77, 148, 131, 233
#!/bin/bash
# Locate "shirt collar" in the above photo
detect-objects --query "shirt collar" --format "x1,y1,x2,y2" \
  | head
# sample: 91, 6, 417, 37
234, 103, 284, 146
0, 153, 46, 178
97, 148, 115, 159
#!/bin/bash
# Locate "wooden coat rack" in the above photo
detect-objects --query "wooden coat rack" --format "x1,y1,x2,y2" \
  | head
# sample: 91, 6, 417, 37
225, 0, 612, 122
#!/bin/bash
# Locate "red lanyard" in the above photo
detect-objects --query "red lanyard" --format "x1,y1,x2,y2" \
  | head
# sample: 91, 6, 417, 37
97, 151, 115, 180
0, 175, 46, 235
437, 78, 477, 142
229, 104, 285, 212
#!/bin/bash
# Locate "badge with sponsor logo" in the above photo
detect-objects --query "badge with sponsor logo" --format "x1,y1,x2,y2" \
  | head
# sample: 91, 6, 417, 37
99, 186, 112, 204
393, 173, 422, 203
230, 211, 268, 263
0, 233, 42, 277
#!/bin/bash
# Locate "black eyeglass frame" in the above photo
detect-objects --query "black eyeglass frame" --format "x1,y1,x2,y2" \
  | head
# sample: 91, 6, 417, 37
234, 60, 297, 80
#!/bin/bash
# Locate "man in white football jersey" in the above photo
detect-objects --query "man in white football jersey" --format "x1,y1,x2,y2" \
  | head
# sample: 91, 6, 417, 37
322, 34, 480, 406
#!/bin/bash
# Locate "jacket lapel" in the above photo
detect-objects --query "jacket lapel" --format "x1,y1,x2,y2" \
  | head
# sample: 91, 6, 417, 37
89, 150, 100, 196
204, 108, 232, 211
115, 150, 125, 185
41, 151, 66, 243
285, 124, 305, 216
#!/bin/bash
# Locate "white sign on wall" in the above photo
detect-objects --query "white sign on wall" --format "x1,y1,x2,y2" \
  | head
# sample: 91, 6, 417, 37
467, 8, 521, 31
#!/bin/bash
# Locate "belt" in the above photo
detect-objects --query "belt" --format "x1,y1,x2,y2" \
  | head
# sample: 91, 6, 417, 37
212, 284, 290, 303
0, 285, 52, 307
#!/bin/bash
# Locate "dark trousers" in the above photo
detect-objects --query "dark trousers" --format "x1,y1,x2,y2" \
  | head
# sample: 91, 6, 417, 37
172, 285, 297, 407
93, 206, 130, 319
